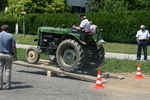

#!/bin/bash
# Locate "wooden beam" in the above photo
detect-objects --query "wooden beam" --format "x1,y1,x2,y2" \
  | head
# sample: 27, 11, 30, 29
13, 61, 101, 83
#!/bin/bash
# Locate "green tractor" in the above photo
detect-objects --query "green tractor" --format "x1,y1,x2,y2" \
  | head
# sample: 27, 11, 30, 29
25, 25, 105, 72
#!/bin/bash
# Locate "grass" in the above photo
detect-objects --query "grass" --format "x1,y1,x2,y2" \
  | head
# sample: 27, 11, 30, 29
104, 42, 150, 55
13, 34, 150, 55
13, 34, 37, 45
17, 48, 150, 74
102, 58, 150, 74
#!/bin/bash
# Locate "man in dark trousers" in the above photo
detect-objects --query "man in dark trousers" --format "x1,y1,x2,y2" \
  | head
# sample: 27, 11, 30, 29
136, 25, 150, 60
0, 25, 17, 90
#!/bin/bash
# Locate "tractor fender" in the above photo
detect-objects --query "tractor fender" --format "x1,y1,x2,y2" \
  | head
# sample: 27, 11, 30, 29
60, 34, 87, 46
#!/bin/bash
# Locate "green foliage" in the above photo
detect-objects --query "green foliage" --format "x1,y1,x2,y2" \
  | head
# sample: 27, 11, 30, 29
87, 0, 128, 12
102, 58, 150, 74
86, 11, 150, 43
87, 0, 104, 12
17, 11, 150, 43
13, 34, 37, 45
127, 0, 150, 10
6, 0, 71, 17
0, 17, 16, 33
102, 0, 128, 13
88, 0, 150, 12
18, 13, 80, 35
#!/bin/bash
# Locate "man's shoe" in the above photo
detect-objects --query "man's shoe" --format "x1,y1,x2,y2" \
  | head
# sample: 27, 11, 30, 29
0, 88, 2, 90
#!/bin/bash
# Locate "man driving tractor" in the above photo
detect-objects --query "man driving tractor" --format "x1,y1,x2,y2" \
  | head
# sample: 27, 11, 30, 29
72, 14, 90, 32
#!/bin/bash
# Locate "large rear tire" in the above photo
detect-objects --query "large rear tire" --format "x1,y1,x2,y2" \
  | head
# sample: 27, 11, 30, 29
56, 39, 85, 72
25, 47, 40, 64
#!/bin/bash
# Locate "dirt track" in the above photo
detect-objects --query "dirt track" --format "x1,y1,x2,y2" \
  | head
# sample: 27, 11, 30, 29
90, 73, 150, 100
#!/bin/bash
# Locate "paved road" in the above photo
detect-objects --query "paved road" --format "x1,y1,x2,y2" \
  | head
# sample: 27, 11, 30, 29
0, 64, 112, 100
0, 64, 149, 100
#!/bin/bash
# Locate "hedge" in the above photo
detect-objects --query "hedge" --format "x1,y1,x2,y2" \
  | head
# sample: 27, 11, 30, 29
1, 11, 150, 43
17, 11, 150, 43
18, 13, 80, 35
0, 17, 16, 33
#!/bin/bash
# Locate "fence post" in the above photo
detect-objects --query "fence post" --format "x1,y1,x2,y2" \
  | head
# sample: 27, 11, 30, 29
15, 23, 18, 34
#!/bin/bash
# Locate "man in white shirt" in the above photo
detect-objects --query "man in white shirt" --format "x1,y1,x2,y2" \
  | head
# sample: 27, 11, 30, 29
90, 21, 97, 34
72, 14, 90, 32
136, 25, 150, 60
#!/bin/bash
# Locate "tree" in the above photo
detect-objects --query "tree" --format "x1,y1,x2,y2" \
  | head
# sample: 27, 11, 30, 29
127, 0, 150, 10
87, 0, 128, 12
6, 0, 71, 17
87, 0, 104, 12
102, 0, 128, 13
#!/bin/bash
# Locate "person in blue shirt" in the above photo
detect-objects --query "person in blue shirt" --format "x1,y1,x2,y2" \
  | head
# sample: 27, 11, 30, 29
0, 24, 17, 90
136, 25, 150, 60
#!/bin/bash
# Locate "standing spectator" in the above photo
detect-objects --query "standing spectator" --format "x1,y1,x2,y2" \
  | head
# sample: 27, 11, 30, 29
90, 21, 97, 34
0, 25, 17, 90
136, 25, 150, 60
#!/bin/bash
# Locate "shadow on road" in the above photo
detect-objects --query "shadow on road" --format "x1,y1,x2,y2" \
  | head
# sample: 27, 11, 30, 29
16, 55, 106, 82
6, 81, 34, 90
11, 81, 27, 84
17, 70, 46, 76
11, 85, 33, 90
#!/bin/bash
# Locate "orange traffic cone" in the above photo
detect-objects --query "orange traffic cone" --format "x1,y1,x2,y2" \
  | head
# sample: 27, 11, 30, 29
135, 64, 144, 79
94, 70, 105, 89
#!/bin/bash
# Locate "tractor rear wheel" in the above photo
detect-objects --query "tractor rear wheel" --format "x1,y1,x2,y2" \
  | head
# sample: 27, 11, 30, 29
56, 39, 85, 72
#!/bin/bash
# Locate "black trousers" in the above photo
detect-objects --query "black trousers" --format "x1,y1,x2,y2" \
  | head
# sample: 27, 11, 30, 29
137, 40, 147, 60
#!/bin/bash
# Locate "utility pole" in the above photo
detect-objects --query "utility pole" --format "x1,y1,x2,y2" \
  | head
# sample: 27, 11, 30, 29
23, 0, 25, 36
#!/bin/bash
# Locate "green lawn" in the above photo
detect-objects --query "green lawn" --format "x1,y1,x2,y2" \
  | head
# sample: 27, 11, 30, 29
13, 34, 150, 55
102, 58, 150, 74
13, 34, 37, 45
17, 48, 150, 74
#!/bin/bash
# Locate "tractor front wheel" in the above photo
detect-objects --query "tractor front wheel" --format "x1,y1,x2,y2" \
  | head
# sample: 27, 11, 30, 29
25, 47, 40, 64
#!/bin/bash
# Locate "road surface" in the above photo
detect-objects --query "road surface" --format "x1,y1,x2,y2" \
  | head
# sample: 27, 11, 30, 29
0, 64, 150, 100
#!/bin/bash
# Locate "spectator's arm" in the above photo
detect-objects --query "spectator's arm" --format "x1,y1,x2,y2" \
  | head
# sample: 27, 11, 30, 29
147, 36, 149, 40
147, 30, 150, 40
136, 38, 139, 42
136, 31, 139, 42
12, 44, 17, 60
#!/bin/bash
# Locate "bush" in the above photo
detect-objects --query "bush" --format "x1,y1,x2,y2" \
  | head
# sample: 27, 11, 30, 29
88, 11, 150, 43
18, 13, 80, 35
18, 11, 150, 43
0, 17, 16, 33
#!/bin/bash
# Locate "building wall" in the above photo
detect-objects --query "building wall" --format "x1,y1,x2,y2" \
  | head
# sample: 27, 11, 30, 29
66, 0, 88, 7
66, 0, 88, 12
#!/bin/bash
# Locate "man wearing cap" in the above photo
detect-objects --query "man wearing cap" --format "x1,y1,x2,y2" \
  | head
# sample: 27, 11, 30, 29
72, 14, 90, 32
0, 24, 17, 90
136, 25, 150, 60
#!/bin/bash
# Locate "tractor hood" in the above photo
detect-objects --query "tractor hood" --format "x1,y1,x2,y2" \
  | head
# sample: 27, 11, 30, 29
38, 27, 70, 34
